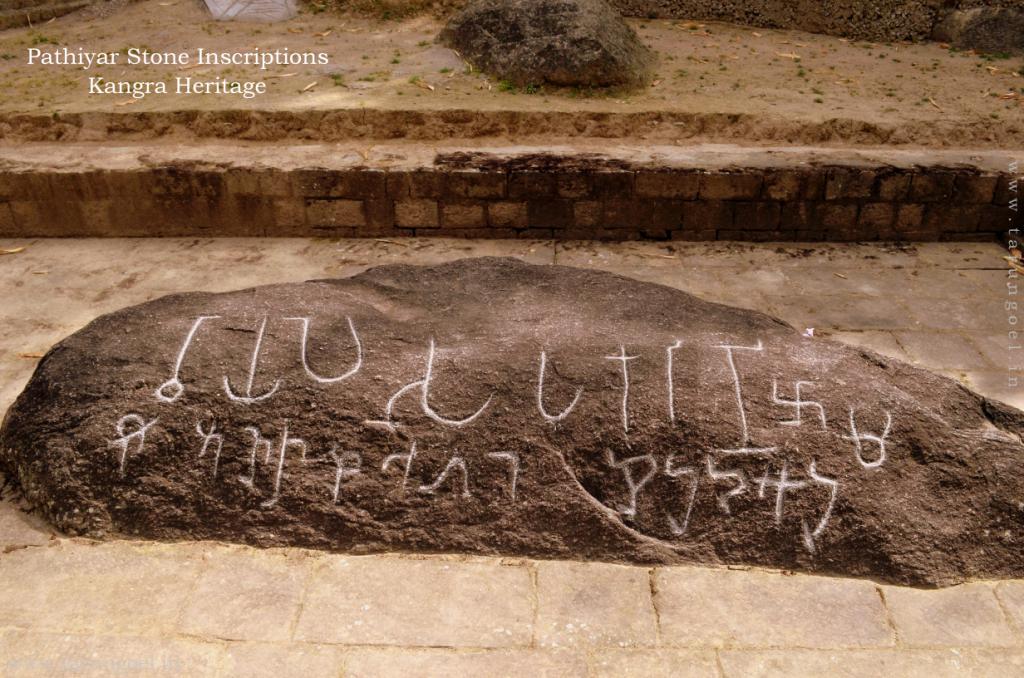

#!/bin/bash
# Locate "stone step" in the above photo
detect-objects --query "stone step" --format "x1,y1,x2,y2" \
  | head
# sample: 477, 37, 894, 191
0, 142, 1010, 242
0, 0, 91, 31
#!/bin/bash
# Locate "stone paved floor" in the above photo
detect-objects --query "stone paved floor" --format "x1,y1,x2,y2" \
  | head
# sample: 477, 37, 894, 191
0, 238, 1019, 677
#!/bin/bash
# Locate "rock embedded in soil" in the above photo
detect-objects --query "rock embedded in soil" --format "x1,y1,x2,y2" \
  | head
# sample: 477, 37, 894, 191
2, 257, 1023, 587
439, 0, 654, 88
933, 7, 1024, 54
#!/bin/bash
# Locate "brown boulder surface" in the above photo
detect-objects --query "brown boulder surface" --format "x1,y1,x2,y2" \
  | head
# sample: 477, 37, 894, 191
439, 0, 653, 87
933, 6, 1024, 53
2, 257, 1022, 587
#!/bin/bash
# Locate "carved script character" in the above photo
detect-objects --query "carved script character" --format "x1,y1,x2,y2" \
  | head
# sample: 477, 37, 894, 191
261, 421, 307, 508
771, 379, 828, 430
223, 316, 281, 404
717, 341, 777, 456
487, 451, 520, 501
419, 455, 471, 497
110, 414, 158, 476
605, 346, 638, 434
800, 460, 839, 553
664, 455, 699, 536
195, 420, 224, 478
366, 339, 493, 431
155, 315, 219, 403
537, 351, 583, 425
844, 409, 893, 469
381, 441, 419, 490
606, 450, 656, 517
285, 316, 362, 384
327, 446, 361, 503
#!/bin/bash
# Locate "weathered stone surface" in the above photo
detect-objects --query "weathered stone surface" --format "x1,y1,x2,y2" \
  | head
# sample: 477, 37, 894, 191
2, 257, 1024, 587
536, 561, 658, 648
178, 546, 309, 642
656, 567, 892, 648
295, 556, 533, 646
439, 0, 654, 88
933, 7, 1024, 54
203, 0, 297, 23
882, 583, 1017, 647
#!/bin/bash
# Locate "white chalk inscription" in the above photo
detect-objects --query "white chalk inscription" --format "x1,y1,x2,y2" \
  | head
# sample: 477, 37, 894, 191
110, 313, 897, 554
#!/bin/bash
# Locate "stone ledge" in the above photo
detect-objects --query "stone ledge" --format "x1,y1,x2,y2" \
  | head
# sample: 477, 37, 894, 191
0, 144, 1012, 242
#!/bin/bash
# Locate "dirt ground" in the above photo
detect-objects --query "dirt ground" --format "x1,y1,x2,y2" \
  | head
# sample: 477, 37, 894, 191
0, 0, 1022, 147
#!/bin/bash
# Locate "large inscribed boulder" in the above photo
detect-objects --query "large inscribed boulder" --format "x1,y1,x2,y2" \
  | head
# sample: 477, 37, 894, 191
2, 258, 1022, 587
439, 0, 654, 88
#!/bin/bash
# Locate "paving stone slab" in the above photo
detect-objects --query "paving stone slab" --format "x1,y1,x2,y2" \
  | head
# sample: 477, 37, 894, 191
882, 583, 1018, 648
969, 334, 1024, 373
178, 546, 313, 642
904, 297, 1010, 332
893, 332, 992, 371
965, 371, 1024, 411
293, 556, 533, 647
342, 648, 587, 678
0, 630, 222, 678
996, 582, 1024, 636
769, 295, 918, 331
217, 641, 345, 677
589, 649, 719, 677
0, 541, 204, 635
818, 331, 909, 363
535, 561, 658, 648
718, 648, 1024, 678
0, 496, 50, 547
655, 567, 893, 648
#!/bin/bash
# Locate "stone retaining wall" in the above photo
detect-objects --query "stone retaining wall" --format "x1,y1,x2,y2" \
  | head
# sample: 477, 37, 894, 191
613, 0, 935, 42
2, 0, 1021, 51
0, 0, 92, 31
603, 0, 1024, 49
0, 162, 1007, 241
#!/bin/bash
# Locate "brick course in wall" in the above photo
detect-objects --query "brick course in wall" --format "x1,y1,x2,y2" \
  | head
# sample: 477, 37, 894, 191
0, 163, 1009, 242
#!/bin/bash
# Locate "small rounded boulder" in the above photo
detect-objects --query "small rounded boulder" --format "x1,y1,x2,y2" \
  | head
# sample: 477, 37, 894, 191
439, 0, 655, 88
